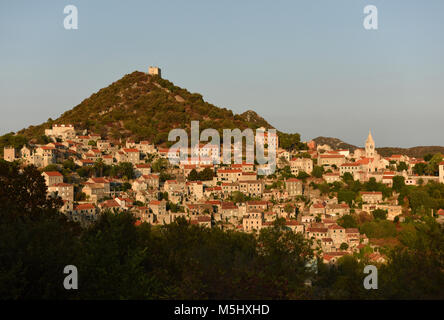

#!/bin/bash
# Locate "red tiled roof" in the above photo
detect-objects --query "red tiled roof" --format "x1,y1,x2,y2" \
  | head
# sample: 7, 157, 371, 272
100, 200, 120, 208
75, 203, 95, 210
307, 227, 328, 233
205, 200, 221, 205
218, 169, 242, 173
320, 155, 344, 158
341, 162, 359, 167
141, 174, 159, 179
43, 171, 63, 177
232, 162, 254, 167
80, 159, 94, 163
360, 191, 382, 195
51, 183, 72, 187
328, 224, 345, 230
285, 220, 300, 226
246, 201, 268, 205
323, 252, 348, 261
135, 164, 151, 168
123, 148, 139, 153
222, 203, 238, 210
90, 177, 108, 183
197, 216, 211, 222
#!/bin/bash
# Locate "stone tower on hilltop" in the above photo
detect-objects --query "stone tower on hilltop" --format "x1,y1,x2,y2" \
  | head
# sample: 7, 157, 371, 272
148, 66, 161, 78
365, 130, 375, 158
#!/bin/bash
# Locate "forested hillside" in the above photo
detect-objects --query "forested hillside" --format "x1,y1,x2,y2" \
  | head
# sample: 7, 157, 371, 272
11, 71, 303, 149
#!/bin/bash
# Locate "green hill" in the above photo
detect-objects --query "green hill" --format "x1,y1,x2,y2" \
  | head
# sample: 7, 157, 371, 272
8, 71, 302, 150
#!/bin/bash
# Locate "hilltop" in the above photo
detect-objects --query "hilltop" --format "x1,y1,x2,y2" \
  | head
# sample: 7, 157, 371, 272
9, 71, 303, 150
17, 72, 269, 143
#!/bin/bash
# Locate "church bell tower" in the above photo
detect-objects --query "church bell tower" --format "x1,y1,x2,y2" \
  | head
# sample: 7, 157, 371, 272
365, 130, 375, 158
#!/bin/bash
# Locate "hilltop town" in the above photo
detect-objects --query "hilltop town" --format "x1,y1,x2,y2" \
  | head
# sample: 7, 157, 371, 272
3, 0, 444, 303
4, 112, 444, 265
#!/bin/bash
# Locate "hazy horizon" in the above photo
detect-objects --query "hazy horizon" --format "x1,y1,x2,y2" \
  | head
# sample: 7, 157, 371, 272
1, 0, 443, 148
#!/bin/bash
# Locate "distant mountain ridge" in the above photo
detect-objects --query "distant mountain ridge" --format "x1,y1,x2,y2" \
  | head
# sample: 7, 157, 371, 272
312, 137, 358, 152
313, 136, 444, 159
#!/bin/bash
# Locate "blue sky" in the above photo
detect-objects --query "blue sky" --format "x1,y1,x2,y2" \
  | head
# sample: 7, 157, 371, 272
1, 0, 443, 147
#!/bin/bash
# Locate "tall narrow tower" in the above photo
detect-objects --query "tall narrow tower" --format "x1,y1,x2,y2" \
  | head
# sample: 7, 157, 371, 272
3, 146, 16, 162
439, 162, 444, 184
365, 130, 375, 158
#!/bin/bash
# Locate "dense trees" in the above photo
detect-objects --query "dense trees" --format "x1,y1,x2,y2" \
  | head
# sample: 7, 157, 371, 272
74, 161, 135, 180
279, 166, 296, 180
1, 161, 443, 300
426, 153, 443, 175
337, 215, 358, 229
314, 177, 393, 208
337, 190, 356, 206
397, 181, 444, 215
278, 132, 306, 151
311, 166, 324, 178
0, 133, 27, 157
0, 165, 314, 299
151, 158, 168, 173
413, 162, 427, 175
360, 220, 397, 239
228, 191, 259, 203
392, 175, 405, 193
372, 209, 388, 220
296, 171, 310, 181
375, 217, 444, 299
396, 161, 408, 172
0, 160, 77, 299
187, 168, 214, 181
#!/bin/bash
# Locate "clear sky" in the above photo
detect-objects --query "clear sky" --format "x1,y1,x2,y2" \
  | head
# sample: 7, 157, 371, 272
1, 0, 443, 147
